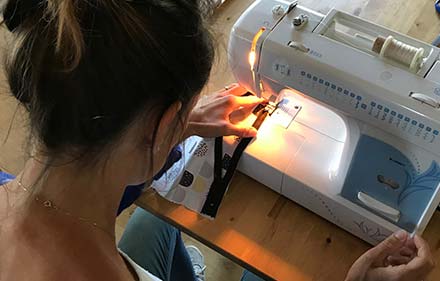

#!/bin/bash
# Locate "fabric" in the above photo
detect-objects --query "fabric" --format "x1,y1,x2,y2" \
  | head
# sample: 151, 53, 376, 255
118, 145, 183, 215
120, 144, 183, 277
152, 136, 216, 216
118, 208, 196, 281
152, 108, 263, 219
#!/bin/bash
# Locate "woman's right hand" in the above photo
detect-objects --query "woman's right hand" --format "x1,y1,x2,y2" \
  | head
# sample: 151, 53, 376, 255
345, 231, 434, 281
184, 83, 264, 139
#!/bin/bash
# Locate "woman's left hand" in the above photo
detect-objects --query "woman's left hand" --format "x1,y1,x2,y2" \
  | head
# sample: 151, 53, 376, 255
184, 83, 264, 139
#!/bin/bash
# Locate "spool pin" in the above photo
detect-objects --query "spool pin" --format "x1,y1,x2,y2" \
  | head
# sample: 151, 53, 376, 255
372, 35, 425, 72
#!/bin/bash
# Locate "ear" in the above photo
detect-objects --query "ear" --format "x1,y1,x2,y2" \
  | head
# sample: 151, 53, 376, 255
152, 101, 183, 153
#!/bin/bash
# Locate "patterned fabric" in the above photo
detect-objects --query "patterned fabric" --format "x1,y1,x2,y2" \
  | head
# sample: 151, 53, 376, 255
152, 137, 215, 216
152, 136, 237, 218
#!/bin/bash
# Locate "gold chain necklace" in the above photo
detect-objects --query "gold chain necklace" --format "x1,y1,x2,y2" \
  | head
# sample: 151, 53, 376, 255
12, 178, 115, 239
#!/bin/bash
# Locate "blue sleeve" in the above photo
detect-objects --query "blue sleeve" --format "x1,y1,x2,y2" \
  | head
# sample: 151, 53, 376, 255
0, 147, 182, 216
117, 145, 182, 215
0, 171, 15, 185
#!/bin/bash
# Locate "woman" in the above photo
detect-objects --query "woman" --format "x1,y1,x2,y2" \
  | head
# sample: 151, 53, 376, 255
0, 0, 434, 280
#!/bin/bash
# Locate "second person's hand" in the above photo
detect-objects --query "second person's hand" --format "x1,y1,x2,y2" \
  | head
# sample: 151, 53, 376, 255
345, 231, 434, 281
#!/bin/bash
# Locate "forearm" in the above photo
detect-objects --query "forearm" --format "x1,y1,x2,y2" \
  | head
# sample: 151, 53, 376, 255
182, 122, 197, 140
181, 108, 204, 140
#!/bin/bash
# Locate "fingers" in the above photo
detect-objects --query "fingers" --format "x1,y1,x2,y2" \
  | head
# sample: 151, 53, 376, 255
402, 235, 435, 276
220, 95, 255, 107
229, 109, 248, 124
233, 95, 264, 107
187, 122, 257, 138
219, 95, 264, 118
222, 83, 248, 96
386, 255, 412, 266
229, 97, 264, 123
348, 234, 434, 281
404, 236, 417, 252
400, 246, 416, 258
224, 123, 258, 138
345, 232, 407, 281
364, 230, 408, 266
413, 235, 432, 259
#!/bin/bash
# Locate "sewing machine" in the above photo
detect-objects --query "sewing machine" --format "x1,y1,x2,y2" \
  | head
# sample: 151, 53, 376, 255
226, 0, 440, 245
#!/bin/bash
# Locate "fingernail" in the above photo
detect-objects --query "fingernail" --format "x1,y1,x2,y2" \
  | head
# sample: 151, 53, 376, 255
395, 230, 407, 241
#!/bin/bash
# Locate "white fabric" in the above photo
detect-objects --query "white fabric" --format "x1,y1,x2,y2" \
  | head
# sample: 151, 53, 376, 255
119, 250, 162, 281
152, 136, 216, 217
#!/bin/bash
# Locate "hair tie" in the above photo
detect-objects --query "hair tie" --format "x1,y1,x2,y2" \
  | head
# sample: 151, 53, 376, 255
3, 0, 43, 32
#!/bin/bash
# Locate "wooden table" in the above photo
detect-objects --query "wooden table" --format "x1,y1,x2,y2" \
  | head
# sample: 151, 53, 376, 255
137, 1, 440, 280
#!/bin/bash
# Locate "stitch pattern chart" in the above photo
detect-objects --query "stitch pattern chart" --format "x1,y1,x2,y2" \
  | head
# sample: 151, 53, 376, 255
297, 70, 440, 146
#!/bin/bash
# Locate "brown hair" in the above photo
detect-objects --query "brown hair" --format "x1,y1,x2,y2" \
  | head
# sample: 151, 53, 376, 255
2, 0, 215, 162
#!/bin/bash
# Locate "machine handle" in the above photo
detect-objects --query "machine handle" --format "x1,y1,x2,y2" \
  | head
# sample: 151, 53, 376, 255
357, 192, 400, 222
410, 92, 440, 108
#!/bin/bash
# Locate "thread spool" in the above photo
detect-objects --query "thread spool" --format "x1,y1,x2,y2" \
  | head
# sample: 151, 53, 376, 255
372, 35, 425, 72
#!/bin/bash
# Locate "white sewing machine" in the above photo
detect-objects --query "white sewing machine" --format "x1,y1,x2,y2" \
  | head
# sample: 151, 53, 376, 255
225, 0, 440, 245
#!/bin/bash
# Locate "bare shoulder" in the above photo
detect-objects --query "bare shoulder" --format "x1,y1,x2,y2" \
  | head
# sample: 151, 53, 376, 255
0, 182, 24, 220
0, 207, 135, 281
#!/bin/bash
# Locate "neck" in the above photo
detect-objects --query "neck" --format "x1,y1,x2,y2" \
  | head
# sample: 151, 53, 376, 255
16, 156, 132, 239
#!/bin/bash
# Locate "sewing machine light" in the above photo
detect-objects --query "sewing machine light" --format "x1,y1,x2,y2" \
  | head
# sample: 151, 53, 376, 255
249, 27, 266, 70
248, 51, 256, 69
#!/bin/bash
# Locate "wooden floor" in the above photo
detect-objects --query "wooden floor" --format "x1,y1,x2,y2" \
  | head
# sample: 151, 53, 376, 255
2, 0, 440, 280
